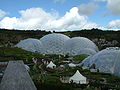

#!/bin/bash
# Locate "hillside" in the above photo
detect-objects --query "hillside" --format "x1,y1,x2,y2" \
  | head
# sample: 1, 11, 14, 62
0, 28, 120, 50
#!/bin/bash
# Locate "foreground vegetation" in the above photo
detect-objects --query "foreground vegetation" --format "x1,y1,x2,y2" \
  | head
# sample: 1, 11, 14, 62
0, 47, 120, 89
30, 62, 120, 90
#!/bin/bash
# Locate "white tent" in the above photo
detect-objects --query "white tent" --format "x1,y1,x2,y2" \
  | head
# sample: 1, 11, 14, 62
69, 70, 87, 84
47, 61, 56, 69
68, 63, 76, 68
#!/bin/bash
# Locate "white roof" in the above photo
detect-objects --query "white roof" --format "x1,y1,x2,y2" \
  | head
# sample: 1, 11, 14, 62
68, 63, 76, 67
47, 61, 56, 69
69, 70, 86, 84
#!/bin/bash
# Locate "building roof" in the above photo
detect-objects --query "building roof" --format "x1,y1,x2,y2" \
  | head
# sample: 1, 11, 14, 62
69, 70, 86, 84
47, 61, 56, 69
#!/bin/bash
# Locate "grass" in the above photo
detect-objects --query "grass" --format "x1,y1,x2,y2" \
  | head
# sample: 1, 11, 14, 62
73, 54, 89, 62
0, 47, 44, 62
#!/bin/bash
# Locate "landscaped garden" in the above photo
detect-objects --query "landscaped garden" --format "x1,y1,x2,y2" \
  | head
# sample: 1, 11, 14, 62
0, 47, 120, 90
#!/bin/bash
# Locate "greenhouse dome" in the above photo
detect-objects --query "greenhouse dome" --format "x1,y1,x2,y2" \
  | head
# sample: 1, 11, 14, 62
80, 47, 120, 77
77, 48, 97, 56
16, 38, 44, 53
64, 37, 98, 56
40, 33, 70, 54
16, 33, 98, 56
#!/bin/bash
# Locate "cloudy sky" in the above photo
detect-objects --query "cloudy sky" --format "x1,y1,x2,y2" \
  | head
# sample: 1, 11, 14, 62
0, 0, 120, 31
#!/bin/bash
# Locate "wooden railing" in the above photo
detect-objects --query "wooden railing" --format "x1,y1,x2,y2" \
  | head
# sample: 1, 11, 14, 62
0, 61, 37, 90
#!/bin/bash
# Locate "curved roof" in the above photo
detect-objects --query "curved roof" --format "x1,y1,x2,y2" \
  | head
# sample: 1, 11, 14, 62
77, 48, 97, 56
40, 33, 70, 54
16, 33, 98, 56
16, 38, 43, 52
64, 37, 98, 55
81, 47, 120, 77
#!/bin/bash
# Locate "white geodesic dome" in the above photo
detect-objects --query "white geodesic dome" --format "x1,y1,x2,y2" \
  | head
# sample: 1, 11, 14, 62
80, 47, 120, 77
16, 38, 43, 53
40, 33, 70, 54
77, 48, 97, 56
16, 33, 98, 56
64, 37, 98, 56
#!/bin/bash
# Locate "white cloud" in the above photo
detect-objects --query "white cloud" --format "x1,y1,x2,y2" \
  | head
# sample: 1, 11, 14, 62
67, 21, 100, 30
107, 0, 120, 15
0, 17, 18, 29
107, 20, 120, 30
0, 9, 6, 18
78, 3, 98, 16
0, 7, 100, 31
93, 0, 120, 15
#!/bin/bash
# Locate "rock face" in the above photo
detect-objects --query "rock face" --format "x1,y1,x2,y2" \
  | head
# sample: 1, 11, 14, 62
80, 47, 120, 77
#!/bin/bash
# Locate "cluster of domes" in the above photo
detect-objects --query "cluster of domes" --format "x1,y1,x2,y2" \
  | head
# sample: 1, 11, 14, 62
16, 33, 98, 56
16, 33, 120, 77
81, 47, 120, 77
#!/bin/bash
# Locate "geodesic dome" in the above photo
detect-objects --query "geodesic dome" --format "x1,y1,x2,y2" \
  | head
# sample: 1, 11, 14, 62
40, 33, 70, 54
16, 38, 43, 53
77, 48, 97, 56
16, 33, 98, 56
80, 47, 120, 77
64, 37, 98, 56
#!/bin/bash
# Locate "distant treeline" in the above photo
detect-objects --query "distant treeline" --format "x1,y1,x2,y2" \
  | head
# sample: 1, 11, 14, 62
0, 28, 120, 49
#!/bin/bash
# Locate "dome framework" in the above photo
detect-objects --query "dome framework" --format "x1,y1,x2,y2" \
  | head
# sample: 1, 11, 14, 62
16, 33, 98, 56
64, 37, 98, 56
40, 33, 70, 54
16, 38, 44, 53
81, 47, 120, 77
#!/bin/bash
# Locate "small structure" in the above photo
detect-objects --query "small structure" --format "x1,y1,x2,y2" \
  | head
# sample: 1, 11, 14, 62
0, 61, 37, 90
90, 69, 98, 72
62, 61, 70, 63
60, 65, 64, 68
46, 61, 56, 69
82, 66, 89, 70
68, 63, 76, 68
24, 64, 30, 71
69, 70, 87, 84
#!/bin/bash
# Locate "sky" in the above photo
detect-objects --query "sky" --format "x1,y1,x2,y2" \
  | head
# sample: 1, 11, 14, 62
0, 0, 120, 31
